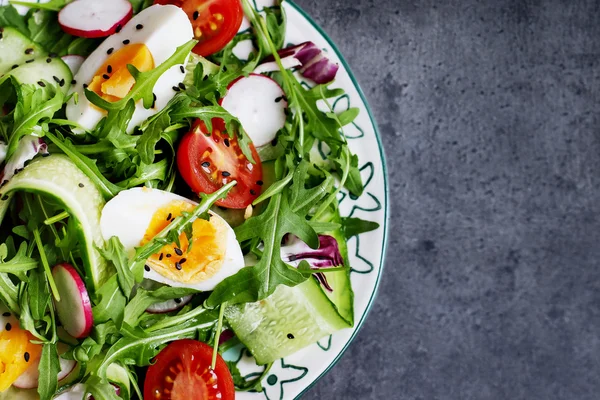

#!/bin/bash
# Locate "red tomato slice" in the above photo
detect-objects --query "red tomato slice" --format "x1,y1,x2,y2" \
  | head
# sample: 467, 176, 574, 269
144, 339, 235, 400
177, 118, 262, 209
154, 0, 243, 56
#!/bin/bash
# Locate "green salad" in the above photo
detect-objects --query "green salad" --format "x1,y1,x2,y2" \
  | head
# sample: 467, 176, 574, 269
0, 0, 378, 398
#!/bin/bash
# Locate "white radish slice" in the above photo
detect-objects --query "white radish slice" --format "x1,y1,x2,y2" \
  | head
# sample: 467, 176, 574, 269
146, 295, 193, 314
52, 263, 93, 339
13, 356, 77, 389
61, 55, 85, 76
58, 0, 133, 39
253, 57, 302, 74
220, 74, 287, 148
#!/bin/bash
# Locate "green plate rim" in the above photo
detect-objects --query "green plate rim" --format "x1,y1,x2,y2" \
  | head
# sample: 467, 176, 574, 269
285, 1, 390, 398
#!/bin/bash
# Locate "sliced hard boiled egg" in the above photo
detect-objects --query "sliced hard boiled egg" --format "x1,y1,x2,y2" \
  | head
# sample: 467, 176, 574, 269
100, 188, 244, 291
0, 304, 42, 392
66, 4, 193, 133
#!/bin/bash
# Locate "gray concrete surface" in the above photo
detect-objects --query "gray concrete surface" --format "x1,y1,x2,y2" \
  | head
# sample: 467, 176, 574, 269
294, 0, 600, 399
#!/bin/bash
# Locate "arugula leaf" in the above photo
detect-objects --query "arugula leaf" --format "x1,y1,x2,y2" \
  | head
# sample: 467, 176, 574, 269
0, 241, 37, 274
85, 40, 196, 112
207, 191, 317, 307
85, 375, 121, 400
0, 272, 19, 313
123, 286, 198, 327
7, 83, 64, 159
0, 5, 28, 36
136, 108, 171, 165
45, 131, 123, 200
27, 267, 50, 321
37, 343, 60, 400
92, 275, 126, 326
11, 0, 68, 11
98, 237, 139, 299
341, 217, 380, 238
128, 0, 154, 13
226, 359, 272, 392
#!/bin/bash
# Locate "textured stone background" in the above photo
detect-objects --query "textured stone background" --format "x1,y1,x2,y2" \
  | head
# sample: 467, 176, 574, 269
293, 0, 600, 399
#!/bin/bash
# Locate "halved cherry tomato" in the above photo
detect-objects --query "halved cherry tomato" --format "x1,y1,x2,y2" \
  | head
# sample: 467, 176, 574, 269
144, 339, 235, 400
177, 118, 262, 209
154, 0, 243, 56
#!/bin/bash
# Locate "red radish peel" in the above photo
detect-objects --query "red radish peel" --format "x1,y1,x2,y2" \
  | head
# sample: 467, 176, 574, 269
59, 0, 133, 39
52, 263, 93, 339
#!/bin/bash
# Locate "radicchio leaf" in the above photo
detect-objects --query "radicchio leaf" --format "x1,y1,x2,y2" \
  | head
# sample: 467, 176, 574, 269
0, 135, 48, 184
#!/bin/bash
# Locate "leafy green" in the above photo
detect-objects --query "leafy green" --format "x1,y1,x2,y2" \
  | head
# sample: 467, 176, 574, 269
341, 217, 380, 238
0, 241, 37, 274
37, 343, 60, 400
0, 5, 28, 35
123, 286, 198, 327
11, 0, 68, 12
98, 237, 139, 299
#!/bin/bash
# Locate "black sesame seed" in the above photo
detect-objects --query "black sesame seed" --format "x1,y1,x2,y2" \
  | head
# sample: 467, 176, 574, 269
24, 352, 30, 362
271, 138, 278, 146
250, 189, 256, 196
193, 11, 199, 20
257, 180, 263, 186
180, 65, 185, 73
103, 74, 110, 80
172, 86, 180, 92
38, 81, 46, 87
179, 258, 187, 264
159, 253, 164, 261
78, 183, 84, 188
202, 161, 210, 168
224, 138, 230, 147
26, 59, 34, 63
0, 33, 2, 40
287, 333, 295, 339
166, 213, 172, 221
136, 24, 143, 30
83, 83, 88, 89
14, 169, 18, 175
107, 48, 114, 55
174, 248, 183, 256
5, 323, 11, 331
71, 79, 77, 85
166, 254, 172, 258
123, 39, 130, 45
144, 265, 150, 272
46, 58, 52, 63
174, 298, 182, 304
275, 96, 284, 103
222, 171, 231, 177
42, 153, 50, 157
53, 75, 61, 83
11, 64, 18, 70
59, 79, 65, 87
1, 180, 7, 187
175, 262, 182, 270
2, 312, 10, 317
49, 52, 58, 58
1, 195, 9, 201
107, 65, 113, 73
115, 24, 122, 33
24, 48, 33, 55
178, 82, 186, 90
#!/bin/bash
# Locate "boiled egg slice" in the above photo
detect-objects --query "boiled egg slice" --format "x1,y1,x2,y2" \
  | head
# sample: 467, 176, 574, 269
100, 188, 243, 291
66, 4, 193, 133
0, 303, 42, 392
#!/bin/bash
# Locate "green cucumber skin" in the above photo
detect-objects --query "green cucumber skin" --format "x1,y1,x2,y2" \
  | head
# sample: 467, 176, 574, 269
0, 155, 110, 290
7, 58, 73, 94
0, 28, 46, 75
225, 278, 351, 365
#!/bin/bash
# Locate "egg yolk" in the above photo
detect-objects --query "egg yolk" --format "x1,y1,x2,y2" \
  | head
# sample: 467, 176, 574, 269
141, 201, 227, 284
0, 318, 42, 391
88, 43, 155, 102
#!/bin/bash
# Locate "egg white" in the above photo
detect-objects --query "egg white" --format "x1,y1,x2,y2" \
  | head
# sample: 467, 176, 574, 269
100, 188, 244, 292
66, 4, 193, 133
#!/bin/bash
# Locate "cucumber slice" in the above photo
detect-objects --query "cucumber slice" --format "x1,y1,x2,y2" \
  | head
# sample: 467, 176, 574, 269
225, 278, 351, 365
106, 363, 131, 399
0, 155, 110, 290
0, 28, 46, 75
7, 57, 73, 93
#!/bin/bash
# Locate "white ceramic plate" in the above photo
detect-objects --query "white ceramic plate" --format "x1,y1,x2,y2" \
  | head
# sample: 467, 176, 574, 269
231, 1, 389, 399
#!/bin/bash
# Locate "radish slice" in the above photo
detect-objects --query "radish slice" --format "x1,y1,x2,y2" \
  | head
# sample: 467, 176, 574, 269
61, 55, 85, 76
146, 295, 193, 314
13, 355, 77, 389
58, 0, 133, 39
220, 74, 287, 148
253, 56, 302, 75
53, 384, 89, 400
52, 263, 93, 339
